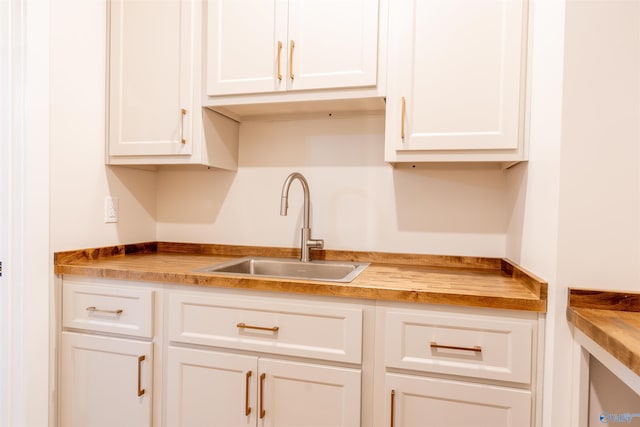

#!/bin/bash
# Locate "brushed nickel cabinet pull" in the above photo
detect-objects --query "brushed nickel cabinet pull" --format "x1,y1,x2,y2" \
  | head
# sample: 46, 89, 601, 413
237, 323, 279, 332
245, 371, 252, 416
86, 306, 123, 315
180, 108, 187, 144
390, 389, 395, 427
277, 41, 283, 80
430, 341, 482, 353
401, 97, 406, 140
259, 373, 266, 419
137, 355, 145, 397
289, 40, 295, 80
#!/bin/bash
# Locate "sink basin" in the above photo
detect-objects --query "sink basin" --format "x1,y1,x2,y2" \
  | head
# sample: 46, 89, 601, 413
195, 256, 369, 283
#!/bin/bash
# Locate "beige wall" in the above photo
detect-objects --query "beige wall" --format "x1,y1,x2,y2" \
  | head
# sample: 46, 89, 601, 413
559, 0, 640, 424
50, 0, 157, 252
589, 358, 640, 427
156, 114, 510, 257
557, 0, 640, 290
505, 1, 567, 424
507, 0, 640, 424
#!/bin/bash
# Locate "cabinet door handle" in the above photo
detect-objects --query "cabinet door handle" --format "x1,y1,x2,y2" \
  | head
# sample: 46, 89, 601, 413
277, 41, 283, 80
289, 40, 295, 80
259, 373, 266, 419
245, 371, 252, 416
137, 355, 145, 397
180, 108, 187, 144
430, 341, 482, 353
86, 306, 123, 316
237, 322, 279, 332
390, 389, 395, 427
401, 97, 406, 140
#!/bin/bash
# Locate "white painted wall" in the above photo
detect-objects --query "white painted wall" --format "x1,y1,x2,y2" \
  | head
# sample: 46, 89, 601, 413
589, 358, 640, 427
505, 2, 566, 426
507, 0, 640, 425
0, 2, 10, 423
50, 0, 157, 252
558, 1, 640, 424
557, 0, 640, 292
156, 114, 510, 257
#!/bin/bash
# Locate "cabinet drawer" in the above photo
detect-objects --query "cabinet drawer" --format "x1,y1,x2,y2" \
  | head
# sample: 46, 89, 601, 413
62, 281, 154, 338
168, 292, 363, 363
385, 309, 533, 383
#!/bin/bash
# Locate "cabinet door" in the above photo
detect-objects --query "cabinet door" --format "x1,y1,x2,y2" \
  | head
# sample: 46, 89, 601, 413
165, 346, 257, 427
259, 358, 361, 427
60, 332, 152, 427
386, 0, 527, 154
386, 373, 531, 427
287, 0, 378, 91
108, 0, 194, 157
206, 0, 288, 95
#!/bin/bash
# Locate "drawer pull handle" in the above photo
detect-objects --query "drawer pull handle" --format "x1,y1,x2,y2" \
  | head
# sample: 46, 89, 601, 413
86, 306, 123, 316
259, 373, 266, 419
401, 96, 406, 140
289, 40, 295, 80
430, 341, 482, 353
237, 323, 279, 332
245, 371, 252, 416
277, 41, 283, 80
137, 355, 145, 397
390, 389, 395, 427
180, 108, 187, 144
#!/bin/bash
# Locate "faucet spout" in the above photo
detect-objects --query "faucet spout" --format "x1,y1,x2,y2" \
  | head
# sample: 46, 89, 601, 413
280, 172, 324, 262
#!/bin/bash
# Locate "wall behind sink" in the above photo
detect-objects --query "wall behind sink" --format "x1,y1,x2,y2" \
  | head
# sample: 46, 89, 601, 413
156, 113, 510, 257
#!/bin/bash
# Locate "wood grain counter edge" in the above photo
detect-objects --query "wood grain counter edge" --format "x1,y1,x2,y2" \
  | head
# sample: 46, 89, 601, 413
568, 288, 640, 376
54, 241, 548, 313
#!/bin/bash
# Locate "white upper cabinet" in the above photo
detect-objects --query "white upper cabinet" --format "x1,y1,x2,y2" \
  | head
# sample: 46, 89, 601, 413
385, 0, 529, 163
108, 0, 194, 157
284, 0, 378, 91
206, 0, 288, 96
107, 0, 239, 169
204, 0, 383, 117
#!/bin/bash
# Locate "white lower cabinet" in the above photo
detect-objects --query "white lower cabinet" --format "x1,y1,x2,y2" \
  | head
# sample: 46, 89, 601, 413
259, 358, 360, 427
377, 303, 538, 427
166, 346, 361, 427
59, 280, 156, 427
57, 278, 541, 427
60, 332, 153, 427
386, 373, 531, 427
165, 347, 256, 427
165, 289, 364, 427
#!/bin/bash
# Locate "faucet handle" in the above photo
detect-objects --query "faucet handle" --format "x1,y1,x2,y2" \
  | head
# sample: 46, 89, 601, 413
307, 238, 324, 250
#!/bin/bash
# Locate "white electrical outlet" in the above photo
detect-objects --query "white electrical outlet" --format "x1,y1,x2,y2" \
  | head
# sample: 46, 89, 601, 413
105, 196, 119, 223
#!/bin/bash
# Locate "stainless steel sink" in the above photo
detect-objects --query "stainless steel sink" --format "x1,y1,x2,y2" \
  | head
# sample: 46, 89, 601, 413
195, 256, 369, 283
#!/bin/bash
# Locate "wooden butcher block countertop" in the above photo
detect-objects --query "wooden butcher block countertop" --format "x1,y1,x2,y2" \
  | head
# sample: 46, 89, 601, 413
568, 288, 640, 376
54, 242, 547, 312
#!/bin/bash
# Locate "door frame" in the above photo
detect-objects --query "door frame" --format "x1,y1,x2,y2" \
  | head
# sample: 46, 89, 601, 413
0, 0, 51, 425
0, 0, 10, 423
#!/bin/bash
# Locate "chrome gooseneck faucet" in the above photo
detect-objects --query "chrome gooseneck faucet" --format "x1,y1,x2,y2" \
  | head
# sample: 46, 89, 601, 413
280, 172, 324, 262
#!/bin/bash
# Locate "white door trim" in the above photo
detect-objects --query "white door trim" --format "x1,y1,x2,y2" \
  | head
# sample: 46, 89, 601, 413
0, 0, 11, 423
0, 0, 51, 425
